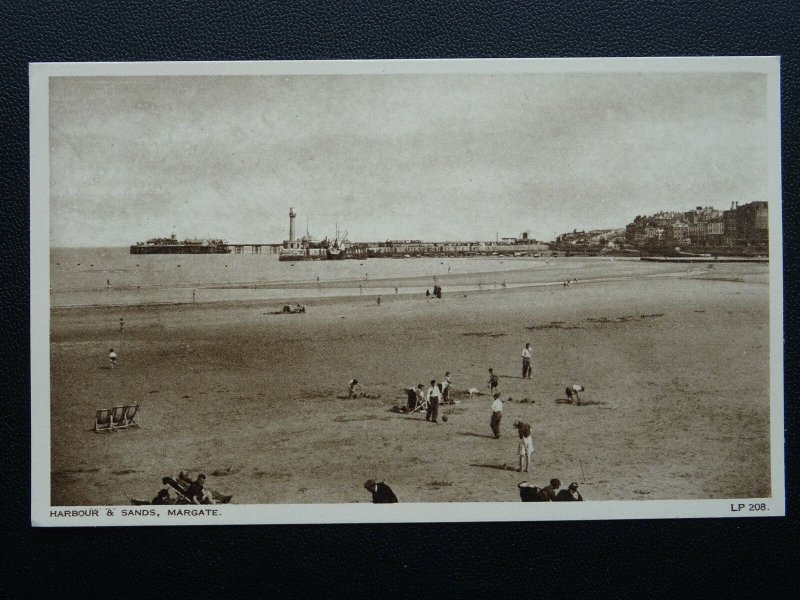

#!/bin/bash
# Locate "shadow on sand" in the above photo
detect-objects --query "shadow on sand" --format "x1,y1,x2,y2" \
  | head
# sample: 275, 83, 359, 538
554, 398, 607, 406
470, 463, 518, 472
459, 432, 497, 439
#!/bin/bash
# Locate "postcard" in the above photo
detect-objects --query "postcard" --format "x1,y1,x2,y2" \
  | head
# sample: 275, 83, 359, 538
30, 57, 783, 525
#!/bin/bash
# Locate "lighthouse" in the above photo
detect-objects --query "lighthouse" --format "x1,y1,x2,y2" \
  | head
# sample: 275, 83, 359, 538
289, 207, 297, 242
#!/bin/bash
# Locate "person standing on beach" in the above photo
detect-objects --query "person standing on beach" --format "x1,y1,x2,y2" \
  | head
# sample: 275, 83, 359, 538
521, 343, 532, 379
488, 368, 499, 394
426, 379, 441, 423
108, 348, 117, 369
513, 421, 533, 472
441, 371, 453, 404
490, 392, 503, 438
377, 296, 381, 306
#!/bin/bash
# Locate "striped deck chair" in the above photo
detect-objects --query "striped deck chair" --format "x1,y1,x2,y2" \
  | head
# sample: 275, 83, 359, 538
110, 404, 140, 430
94, 408, 113, 432
122, 404, 140, 428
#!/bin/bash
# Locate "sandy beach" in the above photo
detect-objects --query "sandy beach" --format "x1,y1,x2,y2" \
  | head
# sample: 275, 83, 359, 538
49, 260, 771, 505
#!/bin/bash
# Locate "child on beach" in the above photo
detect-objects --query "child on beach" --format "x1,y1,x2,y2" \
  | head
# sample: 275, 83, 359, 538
488, 368, 499, 393
514, 421, 533, 472
441, 371, 453, 404
108, 348, 117, 369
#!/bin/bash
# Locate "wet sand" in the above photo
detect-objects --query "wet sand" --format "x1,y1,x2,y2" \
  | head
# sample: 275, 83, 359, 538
49, 262, 771, 505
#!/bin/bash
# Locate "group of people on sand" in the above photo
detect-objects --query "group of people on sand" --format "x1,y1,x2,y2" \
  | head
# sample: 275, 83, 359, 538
426, 285, 443, 299
518, 478, 584, 502
400, 372, 454, 423
358, 340, 588, 503
145, 471, 227, 505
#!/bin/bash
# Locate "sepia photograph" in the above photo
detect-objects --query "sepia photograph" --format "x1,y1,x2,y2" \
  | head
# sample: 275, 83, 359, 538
30, 58, 784, 525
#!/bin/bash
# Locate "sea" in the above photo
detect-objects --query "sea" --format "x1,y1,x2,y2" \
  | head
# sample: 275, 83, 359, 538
49, 246, 673, 308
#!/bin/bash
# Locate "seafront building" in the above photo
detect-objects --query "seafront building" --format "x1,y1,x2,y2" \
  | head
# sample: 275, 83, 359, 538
550, 201, 768, 256
622, 201, 768, 254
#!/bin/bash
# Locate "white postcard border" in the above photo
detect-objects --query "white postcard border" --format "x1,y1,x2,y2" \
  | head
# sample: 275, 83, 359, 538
30, 57, 784, 526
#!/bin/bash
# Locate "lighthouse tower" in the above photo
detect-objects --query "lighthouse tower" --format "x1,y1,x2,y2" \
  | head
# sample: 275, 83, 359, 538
289, 207, 297, 242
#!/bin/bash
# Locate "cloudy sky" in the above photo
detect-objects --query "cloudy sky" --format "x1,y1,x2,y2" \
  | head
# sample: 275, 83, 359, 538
49, 70, 768, 246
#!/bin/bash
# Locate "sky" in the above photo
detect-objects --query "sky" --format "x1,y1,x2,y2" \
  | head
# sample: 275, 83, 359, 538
48, 70, 769, 246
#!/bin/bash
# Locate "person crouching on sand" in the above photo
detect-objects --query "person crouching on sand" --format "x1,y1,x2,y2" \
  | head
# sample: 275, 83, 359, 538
348, 379, 362, 399
565, 384, 585, 405
363, 479, 398, 503
406, 384, 424, 411
513, 420, 533, 472
490, 392, 503, 438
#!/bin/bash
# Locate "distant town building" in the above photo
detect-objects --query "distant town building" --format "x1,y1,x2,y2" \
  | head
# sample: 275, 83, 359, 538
623, 201, 768, 254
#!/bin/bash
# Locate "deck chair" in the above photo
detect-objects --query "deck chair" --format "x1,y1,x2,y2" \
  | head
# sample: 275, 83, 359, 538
410, 392, 428, 414
123, 404, 140, 428
110, 406, 129, 429
163, 477, 195, 504
94, 408, 113, 432
109, 404, 140, 430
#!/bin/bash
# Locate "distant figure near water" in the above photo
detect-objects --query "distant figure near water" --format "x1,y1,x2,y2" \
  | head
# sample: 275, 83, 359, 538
376, 296, 381, 306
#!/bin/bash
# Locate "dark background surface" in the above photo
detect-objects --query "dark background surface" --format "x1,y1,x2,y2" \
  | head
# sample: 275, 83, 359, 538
3, 0, 797, 594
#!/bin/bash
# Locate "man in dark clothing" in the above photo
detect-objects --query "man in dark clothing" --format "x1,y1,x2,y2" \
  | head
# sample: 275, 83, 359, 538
541, 478, 562, 501
518, 482, 548, 502
364, 479, 398, 503
555, 482, 584, 502
426, 379, 441, 423
406, 384, 424, 410
185, 473, 214, 504
151, 488, 172, 505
